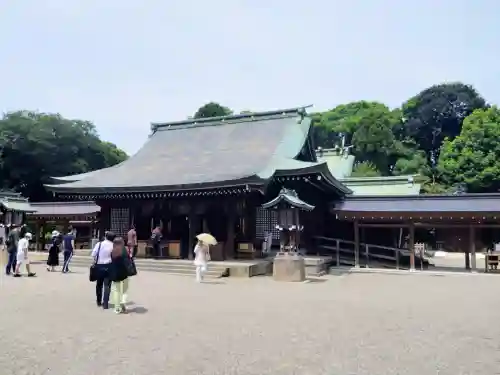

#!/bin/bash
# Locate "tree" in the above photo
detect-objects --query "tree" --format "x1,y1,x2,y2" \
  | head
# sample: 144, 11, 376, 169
437, 106, 500, 193
401, 83, 487, 166
351, 161, 381, 177
0, 111, 128, 201
312, 101, 402, 175
193, 102, 233, 119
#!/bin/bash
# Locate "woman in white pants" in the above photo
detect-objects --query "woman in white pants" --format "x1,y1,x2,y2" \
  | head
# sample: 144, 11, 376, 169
193, 240, 210, 282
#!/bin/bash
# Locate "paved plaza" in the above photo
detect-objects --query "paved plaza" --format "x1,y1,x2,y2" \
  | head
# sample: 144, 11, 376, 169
0, 267, 498, 375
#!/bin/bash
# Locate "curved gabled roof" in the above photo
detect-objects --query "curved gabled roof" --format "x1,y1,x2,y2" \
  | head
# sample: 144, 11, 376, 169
46, 107, 348, 195
51, 168, 114, 183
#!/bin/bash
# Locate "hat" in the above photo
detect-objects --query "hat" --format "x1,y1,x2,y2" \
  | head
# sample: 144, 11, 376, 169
25, 232, 32, 240
52, 230, 60, 237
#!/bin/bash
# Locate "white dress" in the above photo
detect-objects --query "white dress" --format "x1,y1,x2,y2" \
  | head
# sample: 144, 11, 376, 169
193, 244, 209, 269
17, 238, 29, 265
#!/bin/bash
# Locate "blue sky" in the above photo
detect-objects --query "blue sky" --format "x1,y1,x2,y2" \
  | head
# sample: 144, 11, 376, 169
1, 0, 498, 154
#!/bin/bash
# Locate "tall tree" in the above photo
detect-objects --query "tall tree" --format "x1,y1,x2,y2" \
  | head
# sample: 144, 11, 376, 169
311, 101, 402, 175
437, 106, 500, 193
0, 111, 128, 201
194, 102, 233, 119
401, 83, 487, 166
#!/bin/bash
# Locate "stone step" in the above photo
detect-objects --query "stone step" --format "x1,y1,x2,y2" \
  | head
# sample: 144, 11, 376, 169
35, 255, 227, 278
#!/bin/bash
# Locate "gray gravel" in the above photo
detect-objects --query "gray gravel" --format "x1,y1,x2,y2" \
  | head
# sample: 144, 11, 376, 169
0, 268, 498, 375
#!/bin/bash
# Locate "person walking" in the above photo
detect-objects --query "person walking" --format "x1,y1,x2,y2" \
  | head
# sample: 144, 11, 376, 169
91, 231, 115, 309
61, 228, 76, 273
46, 230, 61, 272
5, 224, 20, 275
127, 225, 138, 258
13, 232, 36, 277
110, 237, 130, 314
150, 225, 162, 257
193, 240, 210, 283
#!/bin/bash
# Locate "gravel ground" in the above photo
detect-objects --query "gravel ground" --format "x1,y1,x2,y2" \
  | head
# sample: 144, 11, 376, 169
0, 268, 498, 375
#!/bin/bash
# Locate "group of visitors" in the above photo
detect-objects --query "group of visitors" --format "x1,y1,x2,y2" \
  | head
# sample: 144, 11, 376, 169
2, 224, 77, 277
46, 228, 77, 273
3, 222, 213, 314
91, 231, 137, 314
3, 224, 36, 277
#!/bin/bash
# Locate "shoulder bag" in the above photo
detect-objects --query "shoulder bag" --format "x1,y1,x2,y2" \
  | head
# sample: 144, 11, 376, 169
89, 241, 102, 282
124, 249, 138, 277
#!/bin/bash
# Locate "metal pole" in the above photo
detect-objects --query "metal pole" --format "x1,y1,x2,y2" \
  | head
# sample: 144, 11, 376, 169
395, 248, 400, 270
365, 244, 369, 268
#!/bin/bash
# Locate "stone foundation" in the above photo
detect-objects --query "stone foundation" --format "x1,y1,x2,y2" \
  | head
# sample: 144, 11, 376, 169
273, 253, 306, 282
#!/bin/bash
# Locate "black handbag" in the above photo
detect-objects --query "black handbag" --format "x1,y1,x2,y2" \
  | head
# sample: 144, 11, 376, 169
89, 242, 102, 282
125, 255, 138, 277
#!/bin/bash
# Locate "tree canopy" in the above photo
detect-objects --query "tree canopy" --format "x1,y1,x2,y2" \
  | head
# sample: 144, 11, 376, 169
437, 106, 500, 193
193, 102, 233, 119
0, 111, 127, 201
311, 82, 492, 193
400, 83, 487, 166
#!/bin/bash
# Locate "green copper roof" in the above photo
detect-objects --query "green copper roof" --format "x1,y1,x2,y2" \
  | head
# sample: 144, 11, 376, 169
46, 107, 348, 195
317, 151, 355, 179
0, 198, 34, 212
341, 175, 422, 196
262, 188, 315, 211
345, 183, 421, 196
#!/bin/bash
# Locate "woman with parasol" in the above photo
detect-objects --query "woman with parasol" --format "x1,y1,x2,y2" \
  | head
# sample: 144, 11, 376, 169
193, 233, 216, 282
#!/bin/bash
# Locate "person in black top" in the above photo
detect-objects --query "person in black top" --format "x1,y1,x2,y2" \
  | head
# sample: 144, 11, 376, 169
150, 225, 162, 257
46, 231, 62, 272
5, 224, 20, 275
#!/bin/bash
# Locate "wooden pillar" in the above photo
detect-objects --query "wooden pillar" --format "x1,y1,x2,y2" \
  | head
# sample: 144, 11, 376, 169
469, 225, 476, 272
294, 208, 301, 251
35, 220, 41, 251
188, 213, 195, 260
464, 245, 471, 270
224, 201, 236, 259
354, 219, 360, 268
408, 221, 415, 271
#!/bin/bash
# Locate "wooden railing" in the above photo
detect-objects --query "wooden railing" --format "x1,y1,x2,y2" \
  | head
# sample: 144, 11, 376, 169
313, 236, 427, 270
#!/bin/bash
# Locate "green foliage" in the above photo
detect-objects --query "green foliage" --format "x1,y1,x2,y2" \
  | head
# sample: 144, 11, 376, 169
401, 82, 487, 165
310, 82, 496, 193
311, 101, 402, 174
392, 139, 430, 176
437, 106, 500, 192
351, 161, 381, 177
194, 102, 233, 119
0, 111, 128, 201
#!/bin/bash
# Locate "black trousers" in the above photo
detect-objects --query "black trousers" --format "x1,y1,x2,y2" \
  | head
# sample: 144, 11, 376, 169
95, 265, 111, 307
153, 243, 160, 257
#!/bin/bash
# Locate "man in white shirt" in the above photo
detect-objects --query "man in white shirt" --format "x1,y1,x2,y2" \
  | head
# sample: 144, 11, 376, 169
14, 232, 36, 277
91, 231, 115, 309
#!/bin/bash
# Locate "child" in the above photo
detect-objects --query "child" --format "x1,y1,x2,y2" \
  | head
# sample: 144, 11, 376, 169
14, 232, 36, 277
193, 240, 210, 282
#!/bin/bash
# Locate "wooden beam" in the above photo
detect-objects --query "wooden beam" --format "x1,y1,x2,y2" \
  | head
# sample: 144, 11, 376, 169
358, 222, 500, 229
